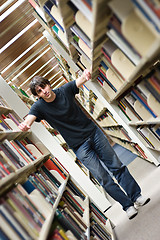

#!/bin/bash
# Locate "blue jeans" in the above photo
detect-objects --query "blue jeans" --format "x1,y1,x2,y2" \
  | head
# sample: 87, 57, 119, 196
73, 126, 141, 211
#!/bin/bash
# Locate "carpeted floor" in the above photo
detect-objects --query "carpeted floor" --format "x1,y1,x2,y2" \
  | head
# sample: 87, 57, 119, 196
105, 157, 160, 240
113, 143, 137, 165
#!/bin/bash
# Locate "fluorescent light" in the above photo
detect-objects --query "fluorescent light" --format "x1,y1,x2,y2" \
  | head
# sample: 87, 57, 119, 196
0, 19, 38, 54
43, 64, 59, 77
19, 54, 55, 87
0, 0, 15, 12
0, 0, 26, 22
52, 79, 66, 88
1, 36, 44, 74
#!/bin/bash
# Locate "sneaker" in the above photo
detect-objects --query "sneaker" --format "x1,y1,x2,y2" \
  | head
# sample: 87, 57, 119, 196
135, 195, 150, 208
126, 206, 138, 220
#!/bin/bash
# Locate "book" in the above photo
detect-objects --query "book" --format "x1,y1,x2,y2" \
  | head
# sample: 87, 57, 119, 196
16, 184, 46, 223
37, 169, 58, 196
145, 76, 160, 103
90, 216, 112, 240
73, 1, 92, 23
0, 144, 21, 170
42, 165, 61, 188
107, 15, 141, 65
49, 227, 68, 240
136, 80, 160, 115
0, 154, 14, 176
131, 87, 157, 118
44, 1, 64, 32
10, 140, 32, 164
0, 228, 10, 240
7, 113, 21, 126
2, 139, 29, 165
63, 190, 84, 216
124, 93, 150, 121
67, 179, 85, 200
148, 124, 160, 141
0, 213, 22, 240
0, 203, 31, 240
12, 140, 33, 163
136, 126, 155, 148
131, 0, 160, 32
44, 157, 66, 180
14, 140, 36, 161
59, 208, 86, 238
1, 140, 27, 168
90, 203, 108, 225
121, 9, 157, 57
27, 175, 56, 206
22, 137, 44, 155
8, 188, 43, 228
99, 67, 117, 92
39, 168, 59, 193
70, 23, 91, 48
55, 209, 86, 240
0, 116, 11, 130
6, 192, 40, 238
62, 205, 87, 231
145, 0, 160, 18
101, 48, 125, 81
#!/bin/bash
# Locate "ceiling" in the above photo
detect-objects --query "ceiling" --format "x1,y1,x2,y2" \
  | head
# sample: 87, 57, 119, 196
0, 0, 65, 96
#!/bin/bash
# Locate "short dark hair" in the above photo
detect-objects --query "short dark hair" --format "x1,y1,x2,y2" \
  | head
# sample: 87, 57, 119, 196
30, 76, 50, 96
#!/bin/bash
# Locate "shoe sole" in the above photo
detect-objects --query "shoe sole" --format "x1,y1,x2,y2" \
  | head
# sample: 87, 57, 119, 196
135, 198, 151, 209
143, 198, 150, 206
129, 211, 138, 220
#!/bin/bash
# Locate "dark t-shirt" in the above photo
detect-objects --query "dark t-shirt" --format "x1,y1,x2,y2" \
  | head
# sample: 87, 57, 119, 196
29, 80, 96, 149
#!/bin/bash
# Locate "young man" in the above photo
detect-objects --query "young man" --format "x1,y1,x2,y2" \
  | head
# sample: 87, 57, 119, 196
18, 69, 150, 219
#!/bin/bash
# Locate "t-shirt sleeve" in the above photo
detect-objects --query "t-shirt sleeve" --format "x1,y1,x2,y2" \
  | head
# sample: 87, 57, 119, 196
62, 80, 79, 95
28, 101, 44, 122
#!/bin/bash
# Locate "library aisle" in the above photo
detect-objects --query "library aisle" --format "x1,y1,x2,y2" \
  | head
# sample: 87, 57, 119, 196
106, 157, 160, 240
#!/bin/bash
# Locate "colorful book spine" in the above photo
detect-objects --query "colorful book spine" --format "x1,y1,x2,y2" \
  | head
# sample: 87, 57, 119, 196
131, 88, 157, 118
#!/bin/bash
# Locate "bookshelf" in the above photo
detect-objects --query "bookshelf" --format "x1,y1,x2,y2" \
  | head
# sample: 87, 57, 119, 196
1, 0, 159, 236
0, 75, 117, 239
28, 0, 160, 166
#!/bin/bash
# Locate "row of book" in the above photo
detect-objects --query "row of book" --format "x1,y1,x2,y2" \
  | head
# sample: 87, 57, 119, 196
103, 126, 132, 141
33, 0, 159, 108
29, 0, 159, 107
97, 110, 118, 128
0, 112, 21, 132
136, 124, 160, 150
90, 203, 112, 240
118, 65, 160, 123
97, 0, 159, 100
0, 130, 114, 240
108, 0, 158, 59
131, 0, 160, 33
0, 158, 65, 240
1, 142, 97, 240
110, 135, 148, 160
0, 137, 44, 179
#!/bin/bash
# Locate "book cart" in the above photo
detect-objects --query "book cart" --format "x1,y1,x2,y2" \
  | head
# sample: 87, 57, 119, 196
27, 0, 160, 166
0, 75, 116, 239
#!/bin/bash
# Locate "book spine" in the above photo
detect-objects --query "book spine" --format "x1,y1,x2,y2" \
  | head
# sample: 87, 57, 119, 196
14, 140, 36, 161
2, 142, 26, 168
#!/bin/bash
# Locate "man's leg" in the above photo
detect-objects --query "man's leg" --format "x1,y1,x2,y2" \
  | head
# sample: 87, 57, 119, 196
74, 136, 134, 211
92, 127, 142, 202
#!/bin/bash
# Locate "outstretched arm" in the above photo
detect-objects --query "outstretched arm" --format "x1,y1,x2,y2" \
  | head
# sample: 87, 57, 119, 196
76, 69, 91, 88
18, 114, 37, 131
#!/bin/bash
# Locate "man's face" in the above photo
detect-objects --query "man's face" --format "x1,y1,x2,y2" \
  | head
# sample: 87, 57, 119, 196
36, 84, 54, 102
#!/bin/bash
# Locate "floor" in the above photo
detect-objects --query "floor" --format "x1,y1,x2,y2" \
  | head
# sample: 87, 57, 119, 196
105, 157, 160, 240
